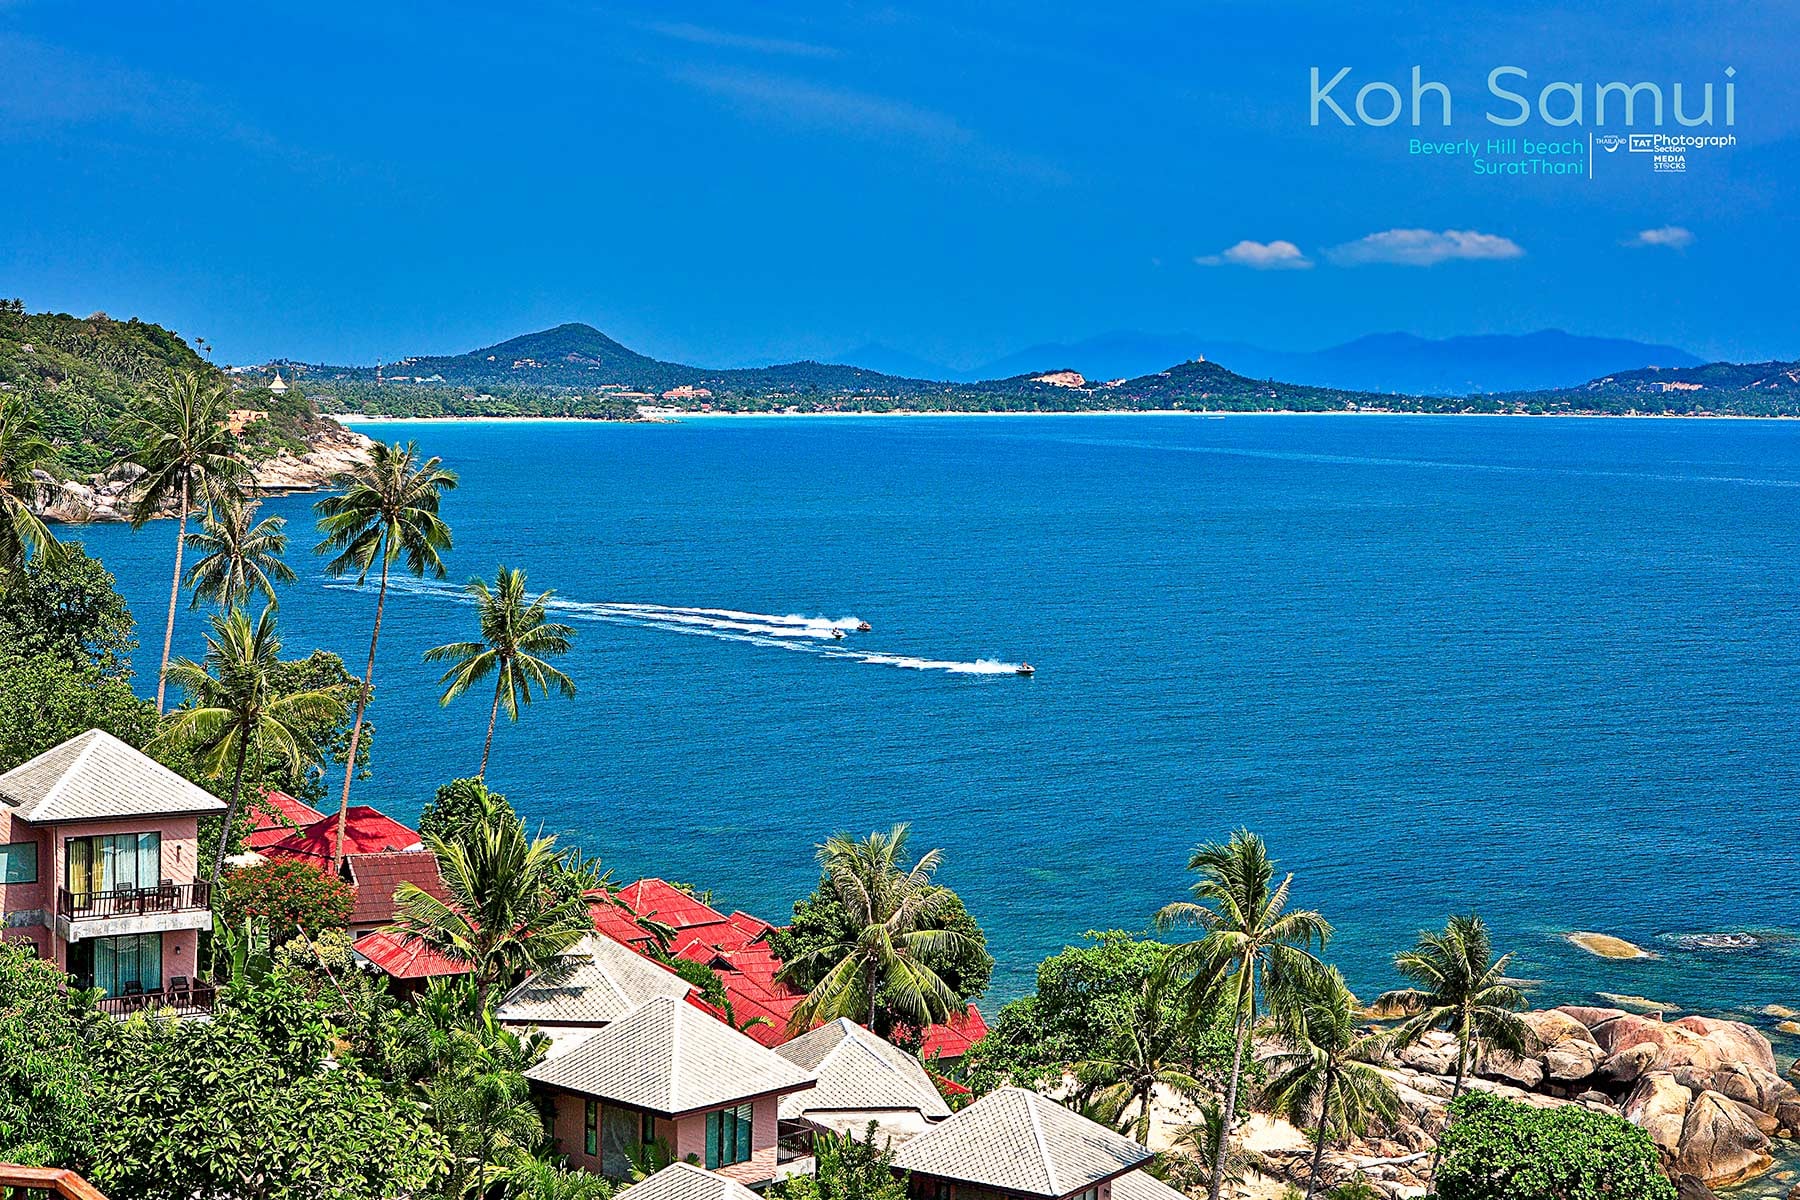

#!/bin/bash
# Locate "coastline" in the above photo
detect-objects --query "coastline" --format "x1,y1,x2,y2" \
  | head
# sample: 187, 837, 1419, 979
331, 408, 1799, 424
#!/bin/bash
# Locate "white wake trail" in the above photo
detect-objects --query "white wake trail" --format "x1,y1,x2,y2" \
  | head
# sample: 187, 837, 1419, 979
325, 578, 1028, 676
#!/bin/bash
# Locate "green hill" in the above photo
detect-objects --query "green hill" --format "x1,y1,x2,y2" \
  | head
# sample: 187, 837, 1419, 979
0, 302, 328, 475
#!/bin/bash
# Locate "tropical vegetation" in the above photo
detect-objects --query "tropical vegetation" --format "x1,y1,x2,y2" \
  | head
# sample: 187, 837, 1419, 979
1434, 1093, 1676, 1200
423, 565, 577, 778
313, 439, 457, 865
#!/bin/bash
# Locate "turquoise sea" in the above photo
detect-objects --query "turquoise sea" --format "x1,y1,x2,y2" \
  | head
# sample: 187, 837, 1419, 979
69, 414, 1800, 1037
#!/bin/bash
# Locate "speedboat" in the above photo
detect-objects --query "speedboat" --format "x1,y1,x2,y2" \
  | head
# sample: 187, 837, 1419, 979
856, 621, 872, 632
1016, 662, 1035, 676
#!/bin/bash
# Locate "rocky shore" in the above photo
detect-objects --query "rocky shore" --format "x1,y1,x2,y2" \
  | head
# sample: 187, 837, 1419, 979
28, 420, 373, 523
1256, 1006, 1799, 1198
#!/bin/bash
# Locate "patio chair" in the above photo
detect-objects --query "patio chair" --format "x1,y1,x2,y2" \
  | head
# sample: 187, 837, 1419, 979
169, 976, 191, 1006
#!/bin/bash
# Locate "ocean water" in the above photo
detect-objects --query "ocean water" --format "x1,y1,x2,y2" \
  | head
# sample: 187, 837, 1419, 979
67, 414, 1800, 1037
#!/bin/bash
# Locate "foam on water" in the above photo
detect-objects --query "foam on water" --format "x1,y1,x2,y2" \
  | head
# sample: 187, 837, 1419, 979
326, 578, 1029, 676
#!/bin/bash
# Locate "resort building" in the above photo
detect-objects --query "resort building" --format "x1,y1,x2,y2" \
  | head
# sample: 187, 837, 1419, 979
0, 730, 225, 1013
340, 849, 452, 939
258, 803, 423, 864
890, 1088, 1181, 1200
773, 1017, 952, 1142
496, 933, 698, 1057
523, 994, 816, 1185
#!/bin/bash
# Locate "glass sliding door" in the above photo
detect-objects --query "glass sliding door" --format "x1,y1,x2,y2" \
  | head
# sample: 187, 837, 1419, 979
68, 933, 164, 995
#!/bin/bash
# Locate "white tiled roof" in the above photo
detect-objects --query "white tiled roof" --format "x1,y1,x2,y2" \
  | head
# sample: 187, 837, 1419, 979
618, 1163, 762, 1200
891, 1088, 1149, 1198
1110, 1171, 1189, 1200
496, 934, 695, 1026
775, 1018, 951, 1120
0, 730, 226, 824
524, 995, 815, 1116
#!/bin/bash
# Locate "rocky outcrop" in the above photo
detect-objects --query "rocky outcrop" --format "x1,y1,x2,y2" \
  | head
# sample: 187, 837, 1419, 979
1265, 1008, 1798, 1199
30, 421, 372, 523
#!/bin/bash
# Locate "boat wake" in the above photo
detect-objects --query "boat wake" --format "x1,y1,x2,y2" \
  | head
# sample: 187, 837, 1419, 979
325, 579, 1030, 676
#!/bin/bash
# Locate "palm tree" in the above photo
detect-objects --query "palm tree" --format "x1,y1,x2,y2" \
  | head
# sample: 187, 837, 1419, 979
1376, 914, 1529, 1183
423, 566, 576, 778
389, 788, 594, 999
1071, 966, 1207, 1145
314, 441, 457, 867
154, 606, 347, 887
1155, 830, 1331, 1200
0, 395, 57, 576
119, 369, 245, 712
778, 824, 970, 1039
1262, 964, 1398, 1200
183, 492, 296, 609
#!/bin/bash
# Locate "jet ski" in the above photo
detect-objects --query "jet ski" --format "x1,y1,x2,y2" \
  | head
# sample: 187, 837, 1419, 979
856, 621, 872, 632
831, 628, 846, 639
1016, 663, 1035, 676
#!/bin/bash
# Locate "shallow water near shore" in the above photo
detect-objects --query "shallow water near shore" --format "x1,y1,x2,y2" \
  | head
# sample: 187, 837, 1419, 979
69, 414, 1800, 1042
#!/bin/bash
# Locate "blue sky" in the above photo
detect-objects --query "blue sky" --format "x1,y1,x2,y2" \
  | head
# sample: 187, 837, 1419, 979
1, 1, 1795, 367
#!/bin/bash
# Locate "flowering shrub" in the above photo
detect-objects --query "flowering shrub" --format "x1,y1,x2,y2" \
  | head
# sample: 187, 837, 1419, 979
220, 857, 356, 933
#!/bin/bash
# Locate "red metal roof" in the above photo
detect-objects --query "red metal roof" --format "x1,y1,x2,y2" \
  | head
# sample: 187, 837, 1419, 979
351, 931, 471, 980
585, 879, 986, 1057
919, 1005, 989, 1062
246, 790, 327, 850
342, 851, 451, 929
264, 806, 423, 863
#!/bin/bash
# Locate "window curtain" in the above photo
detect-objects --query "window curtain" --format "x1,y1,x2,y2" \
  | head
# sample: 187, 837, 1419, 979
91, 933, 163, 995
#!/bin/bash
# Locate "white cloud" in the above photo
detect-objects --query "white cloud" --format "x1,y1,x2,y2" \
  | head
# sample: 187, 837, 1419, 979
1326, 229, 1524, 267
1628, 225, 1696, 250
1195, 239, 1313, 270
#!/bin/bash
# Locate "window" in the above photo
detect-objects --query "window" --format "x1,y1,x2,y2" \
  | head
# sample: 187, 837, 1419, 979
584, 1099, 599, 1156
65, 832, 161, 897
0, 842, 36, 885
704, 1103, 753, 1169
1073, 1189, 1098, 1200
641, 1113, 657, 1147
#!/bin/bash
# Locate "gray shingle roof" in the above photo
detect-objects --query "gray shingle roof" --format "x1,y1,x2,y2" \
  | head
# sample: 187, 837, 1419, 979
618, 1163, 763, 1200
524, 995, 815, 1116
775, 1018, 951, 1120
496, 935, 695, 1026
1109, 1171, 1189, 1200
0, 730, 226, 824
890, 1088, 1149, 1198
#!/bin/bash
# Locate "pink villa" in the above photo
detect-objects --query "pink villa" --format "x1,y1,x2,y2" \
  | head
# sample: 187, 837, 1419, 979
524, 994, 816, 1186
0, 730, 226, 1012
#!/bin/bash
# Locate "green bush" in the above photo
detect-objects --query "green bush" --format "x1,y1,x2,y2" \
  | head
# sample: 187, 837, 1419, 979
1436, 1092, 1676, 1200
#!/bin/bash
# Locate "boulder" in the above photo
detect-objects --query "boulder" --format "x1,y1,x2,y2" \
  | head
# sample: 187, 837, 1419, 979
1476, 1049, 1544, 1089
1523, 1010, 1594, 1049
1675, 1176, 1719, 1200
1557, 1004, 1629, 1029
1624, 1071, 1693, 1155
1674, 1090, 1772, 1185
1598, 1042, 1663, 1087
1394, 1033, 1457, 1076
1670, 1016, 1778, 1074
1543, 1038, 1605, 1084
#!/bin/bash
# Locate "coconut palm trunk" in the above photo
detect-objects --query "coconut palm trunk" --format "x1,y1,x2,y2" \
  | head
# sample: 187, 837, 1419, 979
1424, 1034, 1471, 1184
1304, 1071, 1335, 1200
480, 681, 503, 778
1212, 1004, 1250, 1200
210, 734, 251, 889
335, 554, 390, 868
155, 477, 190, 713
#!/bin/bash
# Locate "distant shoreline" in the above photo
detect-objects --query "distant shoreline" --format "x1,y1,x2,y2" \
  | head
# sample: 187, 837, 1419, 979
331, 409, 1799, 424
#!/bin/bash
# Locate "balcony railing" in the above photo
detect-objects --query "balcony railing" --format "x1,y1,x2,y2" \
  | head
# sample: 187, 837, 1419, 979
94, 980, 217, 1018
0, 1165, 110, 1200
58, 882, 211, 919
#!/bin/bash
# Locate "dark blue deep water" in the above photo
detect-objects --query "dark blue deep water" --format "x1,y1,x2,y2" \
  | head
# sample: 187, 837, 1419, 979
69, 415, 1800, 1032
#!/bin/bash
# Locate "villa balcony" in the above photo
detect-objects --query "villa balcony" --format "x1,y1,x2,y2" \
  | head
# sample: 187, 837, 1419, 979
54, 882, 214, 942
93, 979, 218, 1019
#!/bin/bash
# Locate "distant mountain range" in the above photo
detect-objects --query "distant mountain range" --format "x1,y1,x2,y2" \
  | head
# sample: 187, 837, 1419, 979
837, 330, 1706, 395
282, 322, 1800, 420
